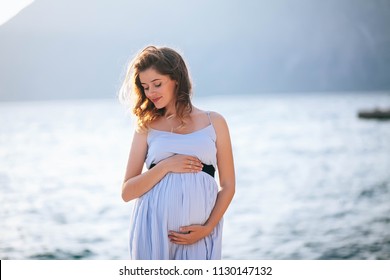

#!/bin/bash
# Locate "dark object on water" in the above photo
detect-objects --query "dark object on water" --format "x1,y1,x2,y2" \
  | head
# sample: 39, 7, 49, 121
358, 108, 390, 120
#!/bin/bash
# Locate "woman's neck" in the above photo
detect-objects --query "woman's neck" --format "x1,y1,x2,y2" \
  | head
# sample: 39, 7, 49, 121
164, 102, 177, 118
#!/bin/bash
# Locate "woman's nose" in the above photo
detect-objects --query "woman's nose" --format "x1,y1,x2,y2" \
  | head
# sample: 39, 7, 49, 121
148, 85, 157, 94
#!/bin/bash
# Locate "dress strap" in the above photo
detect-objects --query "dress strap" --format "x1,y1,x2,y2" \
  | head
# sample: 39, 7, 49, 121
206, 111, 213, 126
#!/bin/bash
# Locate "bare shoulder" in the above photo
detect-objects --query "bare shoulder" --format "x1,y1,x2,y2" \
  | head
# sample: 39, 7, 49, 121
209, 111, 229, 128
208, 111, 234, 162
132, 126, 148, 143
208, 111, 231, 140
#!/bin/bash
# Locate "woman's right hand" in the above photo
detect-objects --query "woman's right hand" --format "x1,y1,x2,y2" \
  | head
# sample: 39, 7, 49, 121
160, 154, 203, 174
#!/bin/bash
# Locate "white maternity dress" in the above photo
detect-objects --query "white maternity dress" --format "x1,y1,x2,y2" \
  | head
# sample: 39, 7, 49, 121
128, 113, 222, 259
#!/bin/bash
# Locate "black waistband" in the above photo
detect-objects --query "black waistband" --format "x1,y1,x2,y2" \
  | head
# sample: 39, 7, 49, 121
149, 163, 215, 178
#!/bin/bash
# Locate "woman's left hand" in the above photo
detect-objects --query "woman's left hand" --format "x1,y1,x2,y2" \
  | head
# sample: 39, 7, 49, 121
168, 225, 212, 245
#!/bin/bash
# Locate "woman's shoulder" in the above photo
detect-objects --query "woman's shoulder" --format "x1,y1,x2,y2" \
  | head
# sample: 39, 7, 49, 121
205, 110, 231, 141
207, 110, 223, 118
193, 107, 223, 120
207, 110, 227, 125
133, 126, 149, 139
195, 109, 229, 134
192, 108, 225, 126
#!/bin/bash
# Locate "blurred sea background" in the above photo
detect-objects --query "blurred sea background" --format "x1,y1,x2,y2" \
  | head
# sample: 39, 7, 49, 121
1, 92, 390, 260
1, 0, 390, 259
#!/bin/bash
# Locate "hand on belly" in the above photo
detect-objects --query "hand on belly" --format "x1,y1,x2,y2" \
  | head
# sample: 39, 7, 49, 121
168, 224, 212, 245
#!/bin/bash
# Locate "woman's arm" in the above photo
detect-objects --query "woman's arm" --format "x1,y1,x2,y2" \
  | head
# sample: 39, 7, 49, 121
121, 130, 203, 202
169, 112, 235, 244
203, 112, 235, 229
121, 130, 161, 202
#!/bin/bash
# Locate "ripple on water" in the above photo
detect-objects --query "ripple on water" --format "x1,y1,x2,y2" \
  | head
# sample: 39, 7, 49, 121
29, 249, 95, 260
318, 236, 390, 260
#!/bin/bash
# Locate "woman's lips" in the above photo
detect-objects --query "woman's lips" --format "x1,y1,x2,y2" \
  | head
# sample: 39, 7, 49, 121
152, 97, 162, 103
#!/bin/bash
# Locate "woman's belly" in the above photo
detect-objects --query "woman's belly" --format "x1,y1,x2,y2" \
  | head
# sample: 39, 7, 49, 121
141, 172, 218, 231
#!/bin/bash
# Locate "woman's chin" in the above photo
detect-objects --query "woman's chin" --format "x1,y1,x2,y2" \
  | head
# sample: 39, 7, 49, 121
154, 104, 165, 109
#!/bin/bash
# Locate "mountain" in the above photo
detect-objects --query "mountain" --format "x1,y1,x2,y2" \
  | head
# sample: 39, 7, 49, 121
1, 0, 390, 101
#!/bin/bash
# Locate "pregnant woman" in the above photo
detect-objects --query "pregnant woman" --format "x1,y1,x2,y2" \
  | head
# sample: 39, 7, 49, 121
119, 46, 235, 260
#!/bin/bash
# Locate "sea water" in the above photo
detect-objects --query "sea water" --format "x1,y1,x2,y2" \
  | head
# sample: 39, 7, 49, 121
1, 92, 389, 259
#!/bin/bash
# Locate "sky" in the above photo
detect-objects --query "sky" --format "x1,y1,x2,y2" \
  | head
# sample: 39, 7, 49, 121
0, 0, 390, 101
0, 0, 34, 26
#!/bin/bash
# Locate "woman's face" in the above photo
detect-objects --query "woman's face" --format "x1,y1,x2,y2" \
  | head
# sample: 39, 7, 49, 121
139, 67, 177, 110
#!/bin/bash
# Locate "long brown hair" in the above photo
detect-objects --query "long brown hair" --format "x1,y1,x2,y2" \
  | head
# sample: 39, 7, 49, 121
119, 46, 193, 131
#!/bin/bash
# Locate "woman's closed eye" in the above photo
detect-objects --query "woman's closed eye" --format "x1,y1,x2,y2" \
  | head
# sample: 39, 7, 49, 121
143, 83, 161, 91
